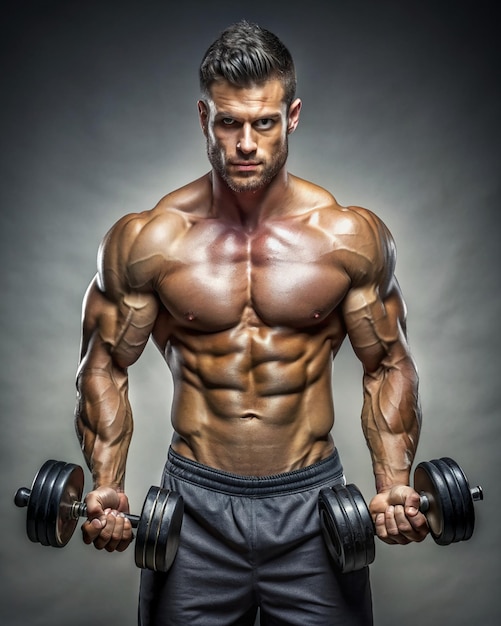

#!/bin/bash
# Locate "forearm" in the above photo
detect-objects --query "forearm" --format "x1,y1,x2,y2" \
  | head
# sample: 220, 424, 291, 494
362, 355, 421, 492
75, 365, 133, 491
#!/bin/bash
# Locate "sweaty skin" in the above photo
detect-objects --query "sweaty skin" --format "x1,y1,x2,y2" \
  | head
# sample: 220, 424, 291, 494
76, 78, 428, 551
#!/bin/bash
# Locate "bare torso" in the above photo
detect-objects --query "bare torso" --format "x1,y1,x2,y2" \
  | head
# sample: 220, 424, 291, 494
108, 173, 375, 475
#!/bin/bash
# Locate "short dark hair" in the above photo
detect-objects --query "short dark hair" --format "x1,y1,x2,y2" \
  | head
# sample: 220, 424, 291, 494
199, 20, 296, 107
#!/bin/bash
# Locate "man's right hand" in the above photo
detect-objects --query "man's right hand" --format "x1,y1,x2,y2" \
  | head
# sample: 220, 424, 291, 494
81, 486, 134, 552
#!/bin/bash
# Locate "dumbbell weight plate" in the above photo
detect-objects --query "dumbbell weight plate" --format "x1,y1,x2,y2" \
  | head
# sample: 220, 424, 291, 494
414, 459, 455, 545
319, 485, 352, 571
440, 457, 475, 542
426, 458, 475, 543
34, 460, 68, 546
153, 490, 184, 572
349, 486, 376, 571
429, 458, 466, 544
319, 484, 375, 573
46, 462, 84, 547
26, 459, 58, 544
138, 487, 168, 571
31, 461, 84, 547
135, 486, 184, 572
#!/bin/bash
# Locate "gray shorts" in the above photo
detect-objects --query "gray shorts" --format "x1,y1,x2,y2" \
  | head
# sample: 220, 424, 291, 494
138, 448, 373, 626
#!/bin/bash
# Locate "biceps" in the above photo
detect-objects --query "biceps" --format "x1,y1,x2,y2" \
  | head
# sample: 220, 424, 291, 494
79, 277, 158, 372
343, 279, 409, 373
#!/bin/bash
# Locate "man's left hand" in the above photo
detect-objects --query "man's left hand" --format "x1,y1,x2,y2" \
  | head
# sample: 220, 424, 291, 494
369, 485, 429, 545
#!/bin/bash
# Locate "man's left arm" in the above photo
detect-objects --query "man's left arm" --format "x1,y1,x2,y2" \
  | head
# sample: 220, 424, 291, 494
342, 210, 428, 545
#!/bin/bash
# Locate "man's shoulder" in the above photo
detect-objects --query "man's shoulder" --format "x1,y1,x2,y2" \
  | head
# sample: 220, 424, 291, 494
292, 177, 396, 281
153, 174, 212, 218
293, 176, 389, 237
334, 204, 392, 245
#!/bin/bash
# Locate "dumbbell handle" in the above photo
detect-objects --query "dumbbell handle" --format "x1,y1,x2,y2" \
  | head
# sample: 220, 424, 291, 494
418, 484, 483, 513
14, 486, 141, 527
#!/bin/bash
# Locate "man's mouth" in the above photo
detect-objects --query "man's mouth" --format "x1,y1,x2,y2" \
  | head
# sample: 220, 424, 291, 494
231, 161, 260, 172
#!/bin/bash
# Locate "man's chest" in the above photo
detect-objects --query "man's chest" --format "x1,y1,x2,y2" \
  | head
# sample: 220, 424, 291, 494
146, 219, 352, 330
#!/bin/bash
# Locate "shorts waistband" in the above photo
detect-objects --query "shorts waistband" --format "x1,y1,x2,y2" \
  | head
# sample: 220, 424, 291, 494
166, 447, 344, 496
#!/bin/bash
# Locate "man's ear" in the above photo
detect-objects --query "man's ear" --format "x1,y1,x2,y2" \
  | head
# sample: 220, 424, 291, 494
198, 100, 209, 136
287, 98, 302, 134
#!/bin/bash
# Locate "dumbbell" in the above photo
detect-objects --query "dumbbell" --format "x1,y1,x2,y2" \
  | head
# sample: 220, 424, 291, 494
14, 459, 184, 572
318, 457, 483, 573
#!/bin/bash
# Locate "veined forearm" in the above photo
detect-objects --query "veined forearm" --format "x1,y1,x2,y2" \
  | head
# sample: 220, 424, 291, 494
75, 366, 133, 490
362, 357, 421, 492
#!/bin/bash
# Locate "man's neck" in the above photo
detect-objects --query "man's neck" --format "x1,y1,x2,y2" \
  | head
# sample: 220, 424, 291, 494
209, 168, 293, 231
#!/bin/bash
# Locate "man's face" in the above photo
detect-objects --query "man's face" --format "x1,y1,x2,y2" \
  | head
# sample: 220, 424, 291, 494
199, 79, 301, 193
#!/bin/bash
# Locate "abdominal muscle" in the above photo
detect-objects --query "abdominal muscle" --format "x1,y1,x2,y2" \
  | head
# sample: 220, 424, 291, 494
165, 309, 340, 476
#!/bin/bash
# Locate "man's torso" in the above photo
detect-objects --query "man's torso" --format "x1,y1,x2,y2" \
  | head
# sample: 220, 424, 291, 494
111, 174, 376, 474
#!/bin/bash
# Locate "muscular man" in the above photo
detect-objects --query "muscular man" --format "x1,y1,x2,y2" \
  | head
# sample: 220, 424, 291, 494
75, 20, 428, 626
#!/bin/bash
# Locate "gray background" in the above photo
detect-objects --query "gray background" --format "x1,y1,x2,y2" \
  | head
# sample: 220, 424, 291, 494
1, 1, 499, 624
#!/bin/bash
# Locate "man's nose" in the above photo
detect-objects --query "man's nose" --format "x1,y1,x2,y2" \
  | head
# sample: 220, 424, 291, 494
237, 125, 257, 154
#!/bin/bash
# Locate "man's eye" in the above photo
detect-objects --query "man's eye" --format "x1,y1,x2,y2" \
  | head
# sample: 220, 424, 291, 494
222, 118, 235, 125
256, 119, 274, 129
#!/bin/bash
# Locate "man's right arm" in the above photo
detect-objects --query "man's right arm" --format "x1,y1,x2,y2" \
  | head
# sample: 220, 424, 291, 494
75, 216, 159, 550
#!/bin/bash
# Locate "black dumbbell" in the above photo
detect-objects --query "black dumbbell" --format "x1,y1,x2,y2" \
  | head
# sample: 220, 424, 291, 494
14, 459, 184, 572
318, 457, 483, 572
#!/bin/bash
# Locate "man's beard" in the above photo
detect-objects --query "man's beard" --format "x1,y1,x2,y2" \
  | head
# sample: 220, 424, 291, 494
207, 139, 289, 193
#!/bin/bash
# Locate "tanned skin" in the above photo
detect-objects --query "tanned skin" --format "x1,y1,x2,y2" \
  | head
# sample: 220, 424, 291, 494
75, 78, 428, 553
